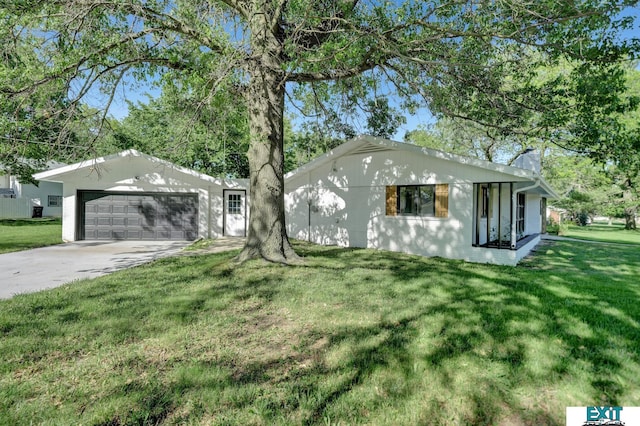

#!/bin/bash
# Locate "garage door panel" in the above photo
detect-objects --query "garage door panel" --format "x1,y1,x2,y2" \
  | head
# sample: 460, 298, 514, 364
97, 203, 113, 213
126, 229, 143, 239
126, 217, 141, 226
97, 230, 113, 239
81, 191, 198, 241
142, 230, 156, 239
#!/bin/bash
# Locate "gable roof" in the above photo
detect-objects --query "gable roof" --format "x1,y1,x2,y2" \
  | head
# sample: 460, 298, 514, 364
33, 149, 226, 185
285, 135, 559, 198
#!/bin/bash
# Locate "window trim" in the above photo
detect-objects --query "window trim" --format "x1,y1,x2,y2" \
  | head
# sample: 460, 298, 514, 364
227, 193, 242, 215
516, 193, 525, 235
396, 184, 436, 217
48, 195, 62, 207
480, 185, 489, 218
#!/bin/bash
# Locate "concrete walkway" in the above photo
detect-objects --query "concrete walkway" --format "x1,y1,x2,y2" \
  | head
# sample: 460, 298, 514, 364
0, 238, 247, 300
0, 240, 194, 299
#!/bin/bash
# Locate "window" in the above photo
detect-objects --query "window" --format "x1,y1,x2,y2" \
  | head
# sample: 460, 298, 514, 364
516, 193, 525, 235
397, 185, 435, 216
386, 184, 449, 217
227, 193, 242, 214
480, 185, 489, 218
48, 195, 62, 207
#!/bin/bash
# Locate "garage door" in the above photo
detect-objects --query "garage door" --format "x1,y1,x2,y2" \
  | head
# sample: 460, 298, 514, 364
79, 191, 198, 240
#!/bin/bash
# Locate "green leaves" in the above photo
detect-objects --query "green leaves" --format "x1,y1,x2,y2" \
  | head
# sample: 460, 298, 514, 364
106, 86, 250, 178
1, 0, 638, 205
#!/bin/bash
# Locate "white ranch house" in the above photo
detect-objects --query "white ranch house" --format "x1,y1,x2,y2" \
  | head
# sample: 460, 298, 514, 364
284, 136, 557, 266
34, 136, 557, 266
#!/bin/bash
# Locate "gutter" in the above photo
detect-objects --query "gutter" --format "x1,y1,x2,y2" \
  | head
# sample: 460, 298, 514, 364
511, 178, 541, 249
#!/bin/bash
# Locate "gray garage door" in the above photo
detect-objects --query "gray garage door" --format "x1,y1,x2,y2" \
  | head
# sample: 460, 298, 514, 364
79, 191, 198, 240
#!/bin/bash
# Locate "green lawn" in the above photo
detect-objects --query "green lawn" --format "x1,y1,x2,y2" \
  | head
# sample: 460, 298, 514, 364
0, 218, 62, 254
561, 222, 640, 245
1, 240, 639, 425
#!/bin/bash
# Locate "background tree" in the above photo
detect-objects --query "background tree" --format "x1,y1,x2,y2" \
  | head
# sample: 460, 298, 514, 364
2, 0, 638, 262
285, 95, 406, 172
404, 118, 546, 165
106, 88, 250, 178
407, 62, 640, 230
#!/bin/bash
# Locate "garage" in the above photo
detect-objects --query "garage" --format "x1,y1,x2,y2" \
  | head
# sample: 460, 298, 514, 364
79, 191, 198, 241
33, 149, 250, 242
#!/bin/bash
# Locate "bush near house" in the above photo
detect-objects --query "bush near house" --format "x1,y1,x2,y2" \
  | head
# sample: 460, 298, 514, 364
0, 239, 639, 425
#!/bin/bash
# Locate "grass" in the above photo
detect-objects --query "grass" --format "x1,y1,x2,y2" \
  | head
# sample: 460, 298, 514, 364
561, 222, 640, 245
0, 217, 62, 254
0, 239, 639, 425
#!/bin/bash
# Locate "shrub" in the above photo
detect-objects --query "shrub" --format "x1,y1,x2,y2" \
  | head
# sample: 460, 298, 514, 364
576, 212, 590, 226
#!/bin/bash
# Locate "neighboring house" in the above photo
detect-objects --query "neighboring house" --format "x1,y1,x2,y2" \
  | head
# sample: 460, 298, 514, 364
547, 206, 567, 225
284, 136, 558, 266
34, 136, 557, 266
0, 164, 64, 218
33, 150, 248, 242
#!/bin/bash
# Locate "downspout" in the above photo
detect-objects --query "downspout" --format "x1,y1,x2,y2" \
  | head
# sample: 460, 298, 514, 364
207, 185, 212, 239
511, 177, 541, 249
307, 172, 312, 242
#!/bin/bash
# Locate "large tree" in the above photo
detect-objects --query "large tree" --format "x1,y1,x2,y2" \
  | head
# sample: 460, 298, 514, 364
1, 0, 638, 263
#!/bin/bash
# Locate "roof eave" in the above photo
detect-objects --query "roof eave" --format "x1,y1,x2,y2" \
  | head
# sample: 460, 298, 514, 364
33, 149, 226, 185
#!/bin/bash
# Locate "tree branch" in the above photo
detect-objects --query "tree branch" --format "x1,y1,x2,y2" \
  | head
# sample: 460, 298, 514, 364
4, 28, 166, 96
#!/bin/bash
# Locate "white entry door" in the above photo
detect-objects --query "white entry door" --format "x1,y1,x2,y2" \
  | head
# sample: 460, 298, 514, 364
224, 190, 246, 237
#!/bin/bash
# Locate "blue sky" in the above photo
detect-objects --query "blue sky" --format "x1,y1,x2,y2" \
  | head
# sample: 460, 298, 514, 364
98, 5, 640, 142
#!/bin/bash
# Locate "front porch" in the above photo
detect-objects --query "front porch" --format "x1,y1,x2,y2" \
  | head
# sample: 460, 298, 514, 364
479, 232, 540, 250
472, 182, 545, 251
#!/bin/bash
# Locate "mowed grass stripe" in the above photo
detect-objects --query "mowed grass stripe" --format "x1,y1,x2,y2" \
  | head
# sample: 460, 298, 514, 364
0, 239, 638, 425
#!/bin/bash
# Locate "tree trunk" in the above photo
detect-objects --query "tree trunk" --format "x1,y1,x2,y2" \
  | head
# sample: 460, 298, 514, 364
236, 8, 300, 264
624, 207, 637, 230
622, 177, 637, 230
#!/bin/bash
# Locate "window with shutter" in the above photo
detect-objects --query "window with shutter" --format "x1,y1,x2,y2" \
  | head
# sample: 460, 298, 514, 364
385, 186, 397, 216
435, 184, 449, 218
386, 184, 448, 218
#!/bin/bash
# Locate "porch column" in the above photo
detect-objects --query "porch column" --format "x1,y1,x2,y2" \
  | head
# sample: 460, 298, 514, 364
497, 183, 502, 249
510, 183, 515, 249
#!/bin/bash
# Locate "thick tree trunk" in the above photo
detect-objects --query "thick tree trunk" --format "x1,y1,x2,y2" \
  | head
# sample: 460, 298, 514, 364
624, 207, 637, 230
236, 9, 300, 264
622, 178, 637, 231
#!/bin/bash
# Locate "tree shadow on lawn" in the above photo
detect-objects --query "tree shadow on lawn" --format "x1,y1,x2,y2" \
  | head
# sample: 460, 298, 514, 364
284, 241, 640, 424
1, 241, 639, 425
161, 241, 638, 424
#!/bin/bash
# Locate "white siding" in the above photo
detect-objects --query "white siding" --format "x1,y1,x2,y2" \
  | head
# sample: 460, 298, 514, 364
285, 147, 545, 266
51, 154, 247, 241
21, 181, 63, 217
525, 193, 542, 235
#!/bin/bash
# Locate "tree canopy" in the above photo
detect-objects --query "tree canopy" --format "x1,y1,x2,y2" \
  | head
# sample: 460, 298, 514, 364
106, 88, 250, 178
2, 0, 639, 262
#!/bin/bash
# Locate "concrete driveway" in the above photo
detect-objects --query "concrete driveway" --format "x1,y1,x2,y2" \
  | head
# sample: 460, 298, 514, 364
0, 241, 191, 300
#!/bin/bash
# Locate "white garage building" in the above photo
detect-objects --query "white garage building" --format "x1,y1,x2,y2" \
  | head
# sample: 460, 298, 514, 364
34, 150, 248, 242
